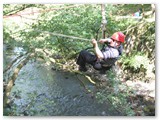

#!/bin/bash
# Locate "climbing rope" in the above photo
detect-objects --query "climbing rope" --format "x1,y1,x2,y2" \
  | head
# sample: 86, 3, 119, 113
35, 29, 91, 41
7, 4, 108, 42
8, 4, 112, 43
12, 27, 91, 42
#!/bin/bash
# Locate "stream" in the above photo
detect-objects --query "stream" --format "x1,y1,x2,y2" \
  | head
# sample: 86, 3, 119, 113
3, 46, 120, 116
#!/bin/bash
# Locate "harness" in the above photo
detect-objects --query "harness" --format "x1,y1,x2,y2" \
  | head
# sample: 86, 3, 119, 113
93, 44, 123, 70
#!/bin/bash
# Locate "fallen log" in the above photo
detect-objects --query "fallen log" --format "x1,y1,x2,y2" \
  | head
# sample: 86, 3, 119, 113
3, 52, 28, 74
3, 53, 35, 107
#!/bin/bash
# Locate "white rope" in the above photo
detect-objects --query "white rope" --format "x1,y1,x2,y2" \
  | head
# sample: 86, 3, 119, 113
35, 29, 91, 42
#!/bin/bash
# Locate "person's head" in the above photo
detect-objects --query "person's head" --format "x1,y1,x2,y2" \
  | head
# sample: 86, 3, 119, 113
110, 32, 125, 47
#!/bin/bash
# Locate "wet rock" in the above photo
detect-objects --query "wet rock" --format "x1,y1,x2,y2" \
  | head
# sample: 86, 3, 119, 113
101, 111, 106, 116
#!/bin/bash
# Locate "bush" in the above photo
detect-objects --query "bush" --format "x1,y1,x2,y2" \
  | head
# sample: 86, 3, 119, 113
122, 54, 150, 73
95, 69, 135, 116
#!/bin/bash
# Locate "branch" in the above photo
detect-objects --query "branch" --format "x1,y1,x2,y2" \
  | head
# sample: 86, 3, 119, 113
3, 52, 28, 74
4, 4, 35, 16
3, 53, 35, 107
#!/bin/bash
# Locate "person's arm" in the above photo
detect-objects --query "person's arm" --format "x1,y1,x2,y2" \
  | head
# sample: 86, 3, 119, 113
99, 38, 112, 44
91, 39, 104, 59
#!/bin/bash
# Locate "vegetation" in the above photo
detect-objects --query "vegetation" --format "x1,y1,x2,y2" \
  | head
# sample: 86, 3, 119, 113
3, 4, 155, 116
96, 69, 135, 116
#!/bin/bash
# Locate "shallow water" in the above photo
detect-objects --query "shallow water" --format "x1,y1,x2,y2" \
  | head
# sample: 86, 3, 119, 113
3, 46, 120, 116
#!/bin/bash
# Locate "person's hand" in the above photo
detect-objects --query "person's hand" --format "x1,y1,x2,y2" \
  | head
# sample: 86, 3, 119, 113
99, 39, 107, 44
99, 38, 112, 44
91, 39, 97, 47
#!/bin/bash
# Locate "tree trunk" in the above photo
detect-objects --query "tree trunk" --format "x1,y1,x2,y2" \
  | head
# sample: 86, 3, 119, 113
101, 4, 107, 39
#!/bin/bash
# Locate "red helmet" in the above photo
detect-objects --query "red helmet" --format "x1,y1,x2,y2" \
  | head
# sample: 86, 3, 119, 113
111, 32, 125, 43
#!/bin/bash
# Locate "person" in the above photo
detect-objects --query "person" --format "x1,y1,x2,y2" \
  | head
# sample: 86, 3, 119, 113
76, 32, 125, 73
133, 8, 142, 17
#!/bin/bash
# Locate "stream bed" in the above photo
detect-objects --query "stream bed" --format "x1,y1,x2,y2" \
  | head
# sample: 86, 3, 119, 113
3, 46, 120, 116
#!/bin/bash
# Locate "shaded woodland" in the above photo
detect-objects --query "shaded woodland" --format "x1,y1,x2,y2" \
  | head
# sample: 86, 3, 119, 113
3, 4, 155, 116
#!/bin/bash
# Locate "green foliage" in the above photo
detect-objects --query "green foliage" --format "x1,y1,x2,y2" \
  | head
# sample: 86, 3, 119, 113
3, 4, 42, 16
4, 4, 154, 59
4, 4, 125, 59
122, 54, 150, 72
112, 4, 151, 16
3, 26, 14, 44
95, 69, 135, 116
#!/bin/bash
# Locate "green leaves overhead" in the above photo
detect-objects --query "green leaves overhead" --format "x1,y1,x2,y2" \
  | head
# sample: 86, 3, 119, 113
3, 4, 155, 60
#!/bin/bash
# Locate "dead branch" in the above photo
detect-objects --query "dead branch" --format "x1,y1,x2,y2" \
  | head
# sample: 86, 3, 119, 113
3, 52, 28, 74
3, 53, 35, 107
